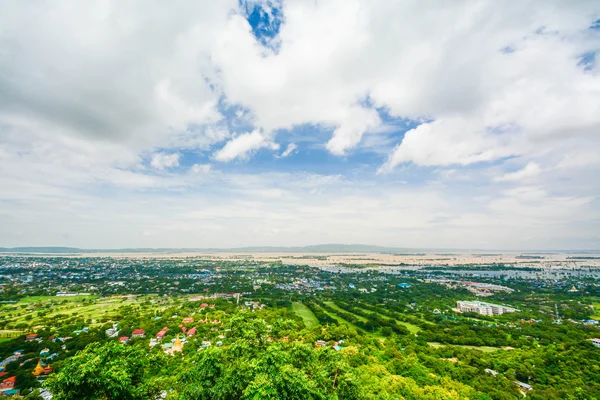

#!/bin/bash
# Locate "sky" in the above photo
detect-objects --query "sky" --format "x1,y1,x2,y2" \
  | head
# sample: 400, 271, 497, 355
0, 0, 599, 250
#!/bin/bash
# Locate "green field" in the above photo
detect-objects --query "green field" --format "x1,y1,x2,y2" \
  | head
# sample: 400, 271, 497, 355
592, 302, 600, 320
324, 301, 369, 323
0, 295, 161, 330
17, 295, 97, 303
397, 320, 422, 334
351, 305, 423, 334
427, 342, 502, 352
291, 302, 319, 328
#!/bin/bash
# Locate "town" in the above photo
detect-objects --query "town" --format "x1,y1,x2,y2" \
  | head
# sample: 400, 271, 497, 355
0, 252, 599, 398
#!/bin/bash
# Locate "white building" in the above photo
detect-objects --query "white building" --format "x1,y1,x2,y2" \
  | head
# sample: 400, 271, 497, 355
457, 301, 518, 316
589, 338, 600, 348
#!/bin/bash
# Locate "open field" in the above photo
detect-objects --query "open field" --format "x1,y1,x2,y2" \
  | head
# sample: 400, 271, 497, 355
427, 342, 503, 352
350, 305, 423, 334
397, 320, 422, 334
17, 295, 97, 303
0, 295, 161, 330
324, 301, 369, 323
0, 329, 23, 338
591, 302, 600, 320
292, 302, 319, 328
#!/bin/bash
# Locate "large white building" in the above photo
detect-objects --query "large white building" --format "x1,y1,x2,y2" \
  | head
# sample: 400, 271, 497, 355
457, 301, 518, 316
589, 338, 600, 348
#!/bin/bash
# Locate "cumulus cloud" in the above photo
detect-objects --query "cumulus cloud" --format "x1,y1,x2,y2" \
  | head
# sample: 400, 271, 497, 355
495, 162, 542, 182
150, 153, 180, 170
280, 143, 298, 157
189, 164, 212, 174
213, 130, 279, 162
0, 0, 599, 249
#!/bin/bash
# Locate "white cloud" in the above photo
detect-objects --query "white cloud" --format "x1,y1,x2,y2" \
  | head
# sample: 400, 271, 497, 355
326, 107, 380, 155
189, 163, 212, 174
150, 153, 180, 170
280, 143, 297, 157
213, 130, 279, 162
0, 1, 599, 249
495, 162, 542, 182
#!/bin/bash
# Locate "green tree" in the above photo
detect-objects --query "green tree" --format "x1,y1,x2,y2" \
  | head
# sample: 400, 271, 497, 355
44, 342, 161, 400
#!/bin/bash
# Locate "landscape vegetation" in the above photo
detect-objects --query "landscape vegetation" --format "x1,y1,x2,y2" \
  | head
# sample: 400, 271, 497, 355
0, 252, 599, 399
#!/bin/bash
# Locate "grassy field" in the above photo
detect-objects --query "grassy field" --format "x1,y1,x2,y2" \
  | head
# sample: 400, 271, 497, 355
0, 295, 160, 330
591, 302, 600, 320
397, 320, 422, 334
324, 302, 369, 323
351, 305, 423, 334
17, 295, 97, 303
292, 302, 319, 328
317, 306, 385, 339
427, 342, 502, 352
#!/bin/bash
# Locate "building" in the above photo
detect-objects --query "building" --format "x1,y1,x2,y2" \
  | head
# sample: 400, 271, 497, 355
164, 336, 184, 355
589, 338, 600, 348
0, 376, 16, 391
32, 360, 45, 376
118, 336, 129, 344
25, 334, 38, 342
131, 329, 145, 338
2, 388, 19, 397
182, 318, 194, 324
156, 327, 169, 340
105, 324, 119, 338
398, 283, 411, 288
457, 301, 518, 316
514, 381, 533, 391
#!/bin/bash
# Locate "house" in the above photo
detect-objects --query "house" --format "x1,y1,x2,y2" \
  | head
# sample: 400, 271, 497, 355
397, 283, 411, 288
156, 328, 169, 340
514, 381, 533, 391
187, 327, 197, 337
589, 338, 600, 348
315, 340, 327, 348
182, 318, 194, 324
25, 334, 38, 342
118, 336, 129, 344
38, 388, 53, 400
105, 324, 119, 338
485, 368, 499, 376
1, 388, 19, 397
433, 309, 441, 315
39, 348, 50, 357
0, 376, 16, 390
131, 329, 145, 338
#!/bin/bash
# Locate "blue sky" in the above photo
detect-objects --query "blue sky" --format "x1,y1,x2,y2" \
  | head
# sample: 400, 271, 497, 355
0, 0, 599, 249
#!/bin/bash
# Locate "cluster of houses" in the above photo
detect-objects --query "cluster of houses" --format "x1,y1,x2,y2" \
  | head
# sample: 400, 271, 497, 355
0, 346, 55, 397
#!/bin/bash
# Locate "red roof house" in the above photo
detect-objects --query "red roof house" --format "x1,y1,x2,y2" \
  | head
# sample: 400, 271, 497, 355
0, 376, 16, 390
131, 329, 145, 338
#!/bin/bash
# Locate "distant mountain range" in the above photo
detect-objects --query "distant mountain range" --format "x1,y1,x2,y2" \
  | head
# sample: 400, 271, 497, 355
0, 245, 598, 254
0, 244, 406, 254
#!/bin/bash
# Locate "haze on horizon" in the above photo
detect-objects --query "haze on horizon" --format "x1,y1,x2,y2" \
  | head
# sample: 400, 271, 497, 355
0, 1, 599, 250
